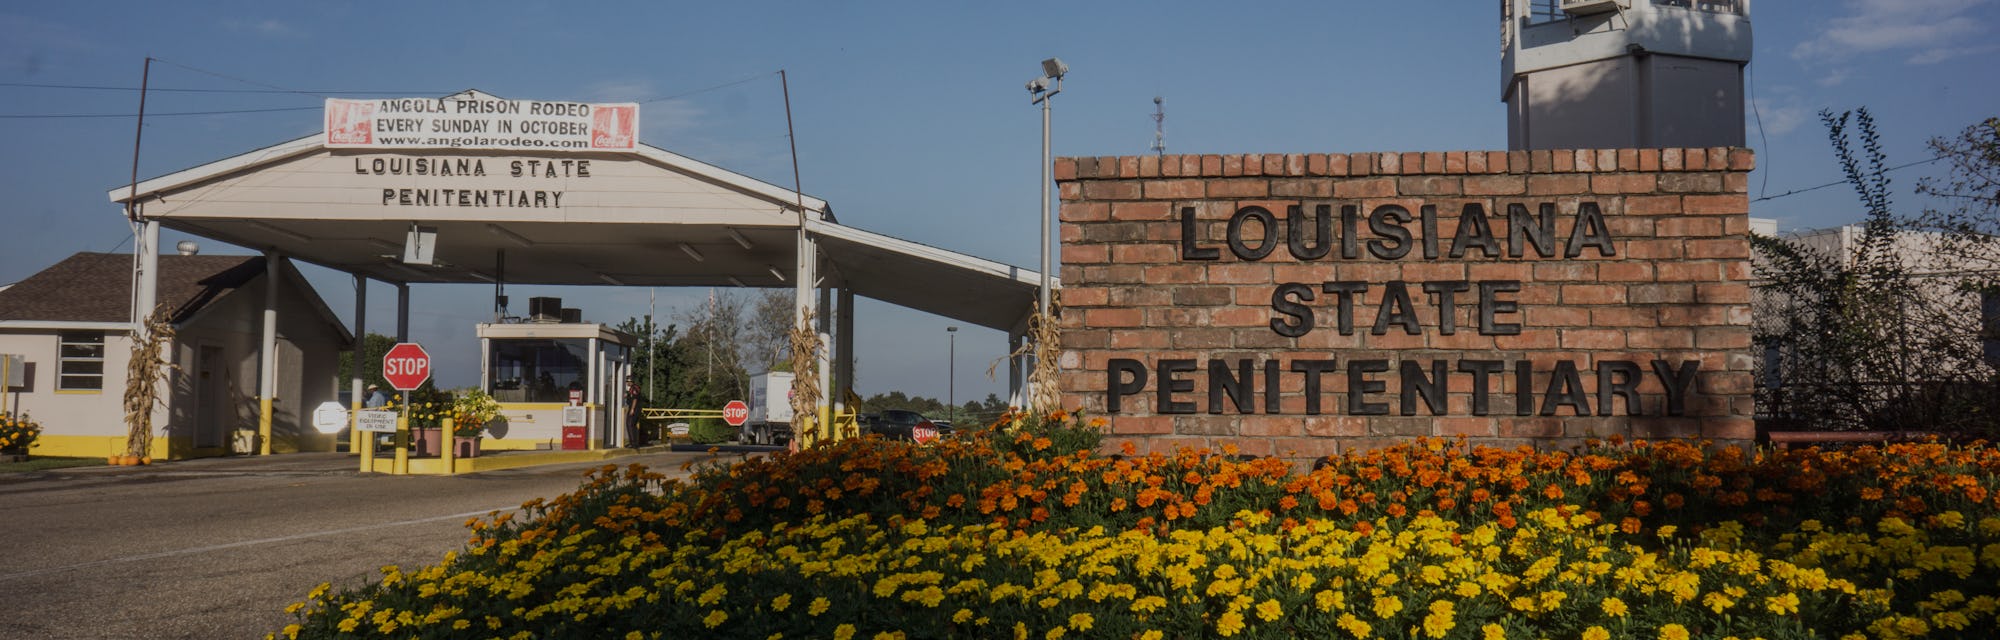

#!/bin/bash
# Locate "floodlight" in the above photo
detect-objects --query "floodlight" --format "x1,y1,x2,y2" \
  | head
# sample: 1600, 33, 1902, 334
1041, 58, 1068, 79
1027, 77, 1048, 94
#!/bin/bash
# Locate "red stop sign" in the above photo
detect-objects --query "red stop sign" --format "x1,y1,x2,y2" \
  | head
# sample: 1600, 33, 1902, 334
722, 400, 750, 427
381, 343, 432, 391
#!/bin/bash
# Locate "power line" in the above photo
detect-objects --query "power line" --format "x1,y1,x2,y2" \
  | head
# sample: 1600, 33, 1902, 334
0, 81, 449, 95
1751, 155, 1947, 203
639, 71, 776, 104
0, 106, 319, 119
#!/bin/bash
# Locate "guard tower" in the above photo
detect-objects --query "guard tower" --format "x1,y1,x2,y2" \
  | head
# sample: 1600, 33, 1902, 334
1501, 0, 1752, 150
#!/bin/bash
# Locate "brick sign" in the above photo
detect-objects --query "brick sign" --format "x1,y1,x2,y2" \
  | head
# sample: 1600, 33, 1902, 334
1056, 148, 1754, 460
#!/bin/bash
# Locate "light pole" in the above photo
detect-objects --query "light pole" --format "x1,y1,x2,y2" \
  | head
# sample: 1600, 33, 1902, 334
1028, 57, 1067, 320
946, 326, 958, 424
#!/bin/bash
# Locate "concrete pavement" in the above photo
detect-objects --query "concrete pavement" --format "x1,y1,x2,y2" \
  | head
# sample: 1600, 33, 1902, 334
0, 450, 745, 640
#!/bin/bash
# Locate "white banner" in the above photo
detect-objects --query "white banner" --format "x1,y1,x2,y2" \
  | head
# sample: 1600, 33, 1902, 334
326, 97, 638, 151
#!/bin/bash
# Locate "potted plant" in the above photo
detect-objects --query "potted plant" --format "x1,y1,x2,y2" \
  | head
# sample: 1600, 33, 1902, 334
0, 414, 40, 462
451, 389, 501, 458
387, 397, 450, 456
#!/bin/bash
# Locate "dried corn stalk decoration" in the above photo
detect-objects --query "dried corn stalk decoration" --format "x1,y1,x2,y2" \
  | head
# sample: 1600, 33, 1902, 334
123, 310, 176, 458
1026, 294, 1063, 416
787, 306, 823, 447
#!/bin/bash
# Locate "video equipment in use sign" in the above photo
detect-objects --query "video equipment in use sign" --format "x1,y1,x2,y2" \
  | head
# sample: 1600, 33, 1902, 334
326, 96, 638, 151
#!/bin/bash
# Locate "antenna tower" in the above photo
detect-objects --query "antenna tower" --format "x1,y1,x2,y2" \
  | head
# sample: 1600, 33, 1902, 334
1150, 96, 1166, 157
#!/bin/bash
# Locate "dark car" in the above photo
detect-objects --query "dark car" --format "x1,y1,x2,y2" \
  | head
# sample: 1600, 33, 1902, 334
864, 409, 951, 441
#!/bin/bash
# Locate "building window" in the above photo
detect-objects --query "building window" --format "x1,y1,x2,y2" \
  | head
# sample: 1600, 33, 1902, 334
58, 331, 105, 391
487, 338, 589, 403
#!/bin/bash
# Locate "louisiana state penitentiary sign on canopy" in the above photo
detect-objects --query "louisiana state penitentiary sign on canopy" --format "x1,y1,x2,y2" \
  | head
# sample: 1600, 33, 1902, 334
1055, 149, 1755, 459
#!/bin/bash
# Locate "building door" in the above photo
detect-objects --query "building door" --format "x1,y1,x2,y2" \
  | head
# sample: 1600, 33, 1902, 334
194, 346, 225, 449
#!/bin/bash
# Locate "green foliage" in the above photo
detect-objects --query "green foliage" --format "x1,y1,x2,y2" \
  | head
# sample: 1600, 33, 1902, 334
336, 333, 399, 391
686, 419, 733, 444
1913, 116, 2000, 292
1753, 109, 1996, 434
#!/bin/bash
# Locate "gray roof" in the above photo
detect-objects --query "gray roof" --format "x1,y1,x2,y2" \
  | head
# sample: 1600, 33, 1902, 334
0, 252, 265, 324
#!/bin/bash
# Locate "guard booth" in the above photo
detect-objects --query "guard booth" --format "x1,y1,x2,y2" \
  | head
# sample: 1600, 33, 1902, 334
477, 299, 634, 451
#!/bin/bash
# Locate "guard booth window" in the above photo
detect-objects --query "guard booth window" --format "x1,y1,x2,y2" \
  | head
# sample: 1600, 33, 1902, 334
488, 338, 589, 403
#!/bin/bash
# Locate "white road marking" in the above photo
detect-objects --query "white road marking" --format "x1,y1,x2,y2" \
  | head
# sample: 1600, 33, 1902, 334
0, 506, 518, 581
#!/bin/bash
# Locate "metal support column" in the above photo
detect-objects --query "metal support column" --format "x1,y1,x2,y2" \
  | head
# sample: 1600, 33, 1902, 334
392, 282, 410, 475
349, 275, 367, 458
257, 251, 279, 455
836, 287, 855, 414
134, 220, 159, 327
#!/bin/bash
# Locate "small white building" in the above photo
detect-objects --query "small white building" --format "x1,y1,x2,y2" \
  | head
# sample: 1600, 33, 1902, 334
0, 252, 352, 459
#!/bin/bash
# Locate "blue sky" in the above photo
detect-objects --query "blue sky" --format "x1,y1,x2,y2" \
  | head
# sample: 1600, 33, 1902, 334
2, 1, 1996, 405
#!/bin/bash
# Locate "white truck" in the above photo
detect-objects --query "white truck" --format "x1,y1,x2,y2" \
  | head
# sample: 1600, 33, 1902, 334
741, 371, 795, 445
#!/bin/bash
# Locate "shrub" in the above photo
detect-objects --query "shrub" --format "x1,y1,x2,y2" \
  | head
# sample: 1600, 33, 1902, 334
0, 414, 40, 453
273, 414, 2000, 640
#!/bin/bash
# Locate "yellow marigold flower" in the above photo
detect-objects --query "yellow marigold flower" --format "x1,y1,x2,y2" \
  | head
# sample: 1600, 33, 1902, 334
1216, 610, 1246, 637
1315, 589, 1345, 612
1601, 596, 1628, 617
953, 609, 974, 624
809, 597, 831, 616
1336, 613, 1372, 638
1422, 600, 1456, 638
1482, 623, 1506, 640
1372, 595, 1403, 619
698, 584, 727, 607
1767, 593, 1800, 616
702, 610, 727, 629
1068, 613, 1093, 632
835, 624, 857, 640
1044, 626, 1065, 640
1454, 582, 1482, 598
1256, 599, 1283, 622
1657, 525, 1678, 538
771, 593, 792, 612
1139, 631, 1164, 640
1659, 623, 1690, 640
1582, 627, 1610, 640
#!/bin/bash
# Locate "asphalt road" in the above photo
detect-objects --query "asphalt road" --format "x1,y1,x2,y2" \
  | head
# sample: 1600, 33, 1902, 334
0, 451, 738, 640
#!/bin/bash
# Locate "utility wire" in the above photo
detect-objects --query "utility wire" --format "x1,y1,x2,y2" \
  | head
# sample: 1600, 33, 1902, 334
1751, 155, 1947, 203
0, 81, 450, 95
0, 106, 319, 119
640, 71, 772, 104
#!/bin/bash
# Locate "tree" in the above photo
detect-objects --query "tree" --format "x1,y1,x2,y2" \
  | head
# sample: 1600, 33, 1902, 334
742, 288, 794, 373
337, 332, 399, 391
1911, 117, 2000, 292
1753, 109, 1995, 434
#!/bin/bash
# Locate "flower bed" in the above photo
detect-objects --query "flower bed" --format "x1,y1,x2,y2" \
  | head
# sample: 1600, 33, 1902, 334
275, 414, 2000, 640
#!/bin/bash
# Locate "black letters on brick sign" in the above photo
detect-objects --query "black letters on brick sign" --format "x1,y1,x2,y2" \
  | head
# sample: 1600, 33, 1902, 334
1457, 360, 1504, 416
1478, 281, 1522, 335
1367, 204, 1413, 260
1157, 359, 1197, 414
1105, 359, 1147, 413
1371, 281, 1422, 335
1398, 360, 1448, 416
1269, 283, 1315, 338
1597, 360, 1643, 416
1652, 359, 1701, 416
1449, 203, 1500, 258
1208, 358, 1256, 415
1291, 360, 1338, 415
1507, 202, 1557, 258
1347, 359, 1390, 416
1227, 206, 1278, 261
1179, 207, 1220, 260
1287, 205, 1333, 260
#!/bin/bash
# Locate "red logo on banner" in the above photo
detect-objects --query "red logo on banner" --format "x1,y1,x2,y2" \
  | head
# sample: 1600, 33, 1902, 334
327, 100, 375, 145
591, 105, 635, 149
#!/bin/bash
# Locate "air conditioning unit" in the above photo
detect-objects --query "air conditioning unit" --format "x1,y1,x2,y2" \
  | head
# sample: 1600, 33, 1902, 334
528, 297, 562, 322
1561, 0, 1624, 15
